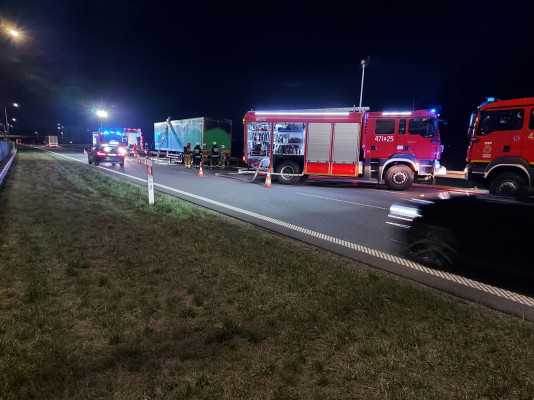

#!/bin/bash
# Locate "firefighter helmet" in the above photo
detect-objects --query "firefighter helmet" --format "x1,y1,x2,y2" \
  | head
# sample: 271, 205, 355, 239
212, 142, 217, 145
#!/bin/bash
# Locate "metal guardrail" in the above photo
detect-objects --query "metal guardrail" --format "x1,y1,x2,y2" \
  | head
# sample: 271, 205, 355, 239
0, 141, 14, 163
0, 143, 17, 186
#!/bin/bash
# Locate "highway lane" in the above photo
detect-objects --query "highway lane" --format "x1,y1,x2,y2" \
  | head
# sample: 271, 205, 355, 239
45, 147, 534, 319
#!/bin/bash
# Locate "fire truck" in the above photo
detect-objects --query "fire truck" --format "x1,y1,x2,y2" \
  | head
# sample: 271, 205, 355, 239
243, 107, 445, 190
92, 128, 143, 152
465, 97, 534, 194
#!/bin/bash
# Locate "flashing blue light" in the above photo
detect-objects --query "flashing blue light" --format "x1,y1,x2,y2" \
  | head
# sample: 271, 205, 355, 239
487, 97, 495, 102
430, 108, 437, 113
104, 130, 109, 134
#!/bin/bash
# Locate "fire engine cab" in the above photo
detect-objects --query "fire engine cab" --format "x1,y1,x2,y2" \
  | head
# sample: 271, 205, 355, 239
243, 107, 444, 190
92, 128, 143, 153
466, 97, 534, 194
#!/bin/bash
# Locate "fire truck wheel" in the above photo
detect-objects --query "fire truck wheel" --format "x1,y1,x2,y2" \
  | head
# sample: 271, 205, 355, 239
275, 160, 301, 185
489, 172, 525, 195
88, 157, 92, 165
120, 161, 124, 167
384, 165, 414, 190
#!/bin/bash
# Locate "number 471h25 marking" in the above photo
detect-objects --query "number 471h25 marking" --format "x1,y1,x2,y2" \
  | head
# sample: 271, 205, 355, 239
375, 135, 394, 143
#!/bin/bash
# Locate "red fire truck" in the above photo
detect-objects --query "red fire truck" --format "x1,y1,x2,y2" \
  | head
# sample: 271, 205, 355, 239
243, 107, 444, 190
465, 97, 534, 194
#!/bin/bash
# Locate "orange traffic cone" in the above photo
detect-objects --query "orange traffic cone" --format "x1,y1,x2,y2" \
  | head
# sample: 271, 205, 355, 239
264, 169, 272, 188
198, 163, 204, 177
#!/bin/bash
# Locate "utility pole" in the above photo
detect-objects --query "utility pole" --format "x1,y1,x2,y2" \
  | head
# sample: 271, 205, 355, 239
359, 57, 369, 109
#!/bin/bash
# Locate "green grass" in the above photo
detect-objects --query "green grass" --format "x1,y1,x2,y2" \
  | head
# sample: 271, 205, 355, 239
0, 147, 533, 399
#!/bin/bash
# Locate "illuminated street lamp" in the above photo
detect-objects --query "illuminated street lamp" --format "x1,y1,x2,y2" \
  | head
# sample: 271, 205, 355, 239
9, 29, 19, 37
3, 102, 19, 141
57, 123, 66, 143
96, 109, 108, 131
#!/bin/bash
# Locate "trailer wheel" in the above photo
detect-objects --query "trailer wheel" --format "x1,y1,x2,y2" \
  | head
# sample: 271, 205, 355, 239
489, 172, 526, 195
384, 165, 414, 190
275, 160, 301, 185
88, 156, 92, 165
120, 161, 124, 167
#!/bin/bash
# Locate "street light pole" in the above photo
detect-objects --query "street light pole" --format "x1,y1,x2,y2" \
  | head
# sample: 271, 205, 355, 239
359, 57, 368, 109
4, 105, 8, 141
3, 103, 19, 141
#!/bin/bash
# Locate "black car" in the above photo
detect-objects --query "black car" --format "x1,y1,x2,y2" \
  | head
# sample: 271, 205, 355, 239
88, 144, 127, 166
388, 194, 534, 279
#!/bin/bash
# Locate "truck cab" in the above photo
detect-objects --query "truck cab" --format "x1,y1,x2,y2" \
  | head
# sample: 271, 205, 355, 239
466, 97, 534, 194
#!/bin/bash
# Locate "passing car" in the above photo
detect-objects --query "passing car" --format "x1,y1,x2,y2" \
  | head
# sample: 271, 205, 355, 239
88, 144, 127, 166
388, 194, 534, 278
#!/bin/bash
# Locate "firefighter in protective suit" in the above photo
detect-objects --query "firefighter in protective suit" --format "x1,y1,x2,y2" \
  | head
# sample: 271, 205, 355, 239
202, 143, 209, 166
210, 142, 219, 169
193, 142, 202, 168
184, 143, 193, 168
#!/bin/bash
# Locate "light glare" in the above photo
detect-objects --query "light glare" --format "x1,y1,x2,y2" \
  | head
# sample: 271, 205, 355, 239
382, 111, 412, 116
255, 111, 349, 116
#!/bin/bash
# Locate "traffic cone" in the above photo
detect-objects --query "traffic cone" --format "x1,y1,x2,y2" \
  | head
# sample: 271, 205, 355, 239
264, 169, 272, 188
83, 149, 87, 155
198, 163, 204, 177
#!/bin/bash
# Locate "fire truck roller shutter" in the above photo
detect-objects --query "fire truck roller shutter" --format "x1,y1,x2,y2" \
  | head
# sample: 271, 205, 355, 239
332, 123, 361, 176
307, 123, 332, 163
332, 123, 360, 164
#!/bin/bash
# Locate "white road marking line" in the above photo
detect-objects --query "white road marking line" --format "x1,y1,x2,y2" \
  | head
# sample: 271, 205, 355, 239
49, 150, 534, 308
296, 192, 388, 210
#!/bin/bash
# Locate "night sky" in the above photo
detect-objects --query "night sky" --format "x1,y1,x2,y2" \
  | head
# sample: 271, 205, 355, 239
1, 0, 533, 168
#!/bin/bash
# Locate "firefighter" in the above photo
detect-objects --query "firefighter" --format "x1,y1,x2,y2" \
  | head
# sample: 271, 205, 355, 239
210, 141, 219, 168
184, 142, 193, 168
202, 143, 210, 166
220, 144, 227, 169
193, 142, 202, 168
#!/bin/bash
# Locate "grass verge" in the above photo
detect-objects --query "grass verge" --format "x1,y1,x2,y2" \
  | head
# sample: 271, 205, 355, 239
0, 148, 533, 399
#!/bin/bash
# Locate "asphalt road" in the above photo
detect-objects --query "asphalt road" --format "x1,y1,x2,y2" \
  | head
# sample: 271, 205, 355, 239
42, 146, 534, 320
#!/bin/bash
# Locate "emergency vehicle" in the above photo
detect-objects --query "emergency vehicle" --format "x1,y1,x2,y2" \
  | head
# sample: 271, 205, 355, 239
92, 128, 143, 152
465, 97, 534, 194
44, 135, 59, 148
243, 107, 444, 190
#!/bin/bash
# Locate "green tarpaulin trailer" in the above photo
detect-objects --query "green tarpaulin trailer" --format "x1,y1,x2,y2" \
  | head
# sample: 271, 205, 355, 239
154, 117, 232, 162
